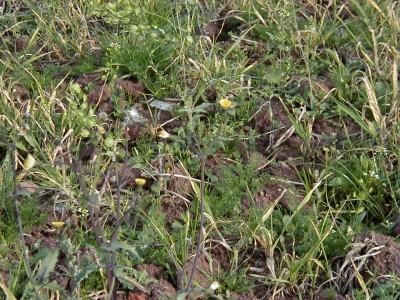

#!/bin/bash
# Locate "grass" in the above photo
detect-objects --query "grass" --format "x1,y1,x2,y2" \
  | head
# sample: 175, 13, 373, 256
0, 0, 400, 299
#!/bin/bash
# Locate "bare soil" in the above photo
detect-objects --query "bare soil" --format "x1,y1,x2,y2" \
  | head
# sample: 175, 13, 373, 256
11, 74, 399, 299
2, 4, 400, 299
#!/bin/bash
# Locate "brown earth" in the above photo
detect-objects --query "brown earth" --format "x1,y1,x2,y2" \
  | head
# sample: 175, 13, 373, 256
2, 2, 399, 299
12, 77, 398, 299
6, 53, 398, 300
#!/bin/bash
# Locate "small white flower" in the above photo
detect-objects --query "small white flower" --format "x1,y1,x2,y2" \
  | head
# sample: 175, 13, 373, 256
109, 42, 121, 50
374, 146, 388, 155
210, 281, 220, 291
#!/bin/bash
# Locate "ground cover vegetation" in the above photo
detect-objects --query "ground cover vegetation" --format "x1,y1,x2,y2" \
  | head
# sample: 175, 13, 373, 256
0, 0, 399, 299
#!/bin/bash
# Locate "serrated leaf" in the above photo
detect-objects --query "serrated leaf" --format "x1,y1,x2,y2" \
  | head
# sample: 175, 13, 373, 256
23, 131, 40, 150
35, 281, 64, 292
35, 248, 59, 284
15, 141, 27, 151
192, 102, 212, 114
282, 215, 291, 226
70, 264, 99, 292
13, 189, 33, 197
101, 241, 142, 262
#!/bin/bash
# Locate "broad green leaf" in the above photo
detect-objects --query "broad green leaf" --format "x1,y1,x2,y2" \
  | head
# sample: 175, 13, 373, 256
263, 72, 283, 84
101, 241, 142, 262
15, 141, 27, 151
192, 102, 212, 114
70, 264, 100, 292
35, 248, 59, 284
328, 176, 346, 186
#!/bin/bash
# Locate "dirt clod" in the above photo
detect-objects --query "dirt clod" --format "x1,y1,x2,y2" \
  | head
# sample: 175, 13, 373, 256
88, 84, 111, 105
182, 253, 213, 299
15, 35, 30, 52
148, 279, 176, 300
137, 264, 164, 280
353, 231, 400, 278
115, 79, 144, 99
12, 84, 30, 99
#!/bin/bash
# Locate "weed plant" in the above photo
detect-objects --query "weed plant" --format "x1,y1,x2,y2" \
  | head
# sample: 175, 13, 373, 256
0, 0, 400, 299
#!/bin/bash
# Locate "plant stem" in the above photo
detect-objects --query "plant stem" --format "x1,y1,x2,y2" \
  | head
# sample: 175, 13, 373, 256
185, 155, 205, 291
185, 119, 227, 292
72, 157, 118, 298
73, 158, 105, 246
10, 138, 40, 300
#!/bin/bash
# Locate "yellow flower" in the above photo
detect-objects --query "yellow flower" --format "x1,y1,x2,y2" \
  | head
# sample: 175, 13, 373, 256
157, 129, 170, 139
98, 126, 106, 135
51, 221, 65, 228
218, 98, 232, 110
135, 178, 146, 186
23, 154, 36, 170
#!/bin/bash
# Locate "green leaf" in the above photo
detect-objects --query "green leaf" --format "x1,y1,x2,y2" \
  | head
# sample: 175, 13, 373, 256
34, 248, 59, 284
332, 98, 376, 137
192, 102, 212, 114
328, 176, 346, 186
15, 141, 27, 151
224, 26, 254, 58
13, 189, 33, 197
263, 72, 283, 84
0, 281, 17, 300
35, 281, 65, 292
101, 241, 142, 262
70, 264, 100, 292
104, 136, 115, 148
22, 131, 40, 150
177, 291, 191, 300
